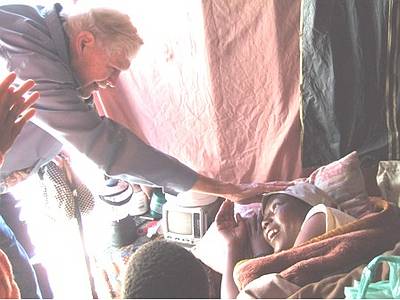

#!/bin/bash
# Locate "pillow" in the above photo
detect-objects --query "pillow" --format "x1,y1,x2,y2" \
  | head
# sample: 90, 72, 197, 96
377, 160, 400, 206
305, 151, 370, 218
191, 222, 227, 274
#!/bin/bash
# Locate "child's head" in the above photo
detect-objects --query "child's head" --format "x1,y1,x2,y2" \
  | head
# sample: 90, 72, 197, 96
261, 183, 333, 253
122, 240, 209, 299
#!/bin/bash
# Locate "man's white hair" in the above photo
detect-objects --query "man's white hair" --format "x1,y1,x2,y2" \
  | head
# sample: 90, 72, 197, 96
63, 8, 143, 59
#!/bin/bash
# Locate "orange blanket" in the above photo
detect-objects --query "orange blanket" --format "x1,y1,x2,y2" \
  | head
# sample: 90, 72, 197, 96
234, 199, 400, 290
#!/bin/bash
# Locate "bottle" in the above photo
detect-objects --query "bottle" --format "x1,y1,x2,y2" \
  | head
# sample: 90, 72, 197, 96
129, 184, 149, 216
149, 189, 167, 219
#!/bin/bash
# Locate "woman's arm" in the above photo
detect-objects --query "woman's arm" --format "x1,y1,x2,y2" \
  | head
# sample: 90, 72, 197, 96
215, 200, 249, 298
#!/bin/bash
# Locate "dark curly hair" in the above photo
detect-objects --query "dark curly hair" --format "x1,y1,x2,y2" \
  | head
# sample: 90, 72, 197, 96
122, 240, 209, 299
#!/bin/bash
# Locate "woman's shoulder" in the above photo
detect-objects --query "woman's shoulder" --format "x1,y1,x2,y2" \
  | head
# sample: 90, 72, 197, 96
304, 203, 356, 232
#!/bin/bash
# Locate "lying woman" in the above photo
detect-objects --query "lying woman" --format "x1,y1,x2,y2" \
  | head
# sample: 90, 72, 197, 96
220, 186, 400, 299
217, 182, 357, 298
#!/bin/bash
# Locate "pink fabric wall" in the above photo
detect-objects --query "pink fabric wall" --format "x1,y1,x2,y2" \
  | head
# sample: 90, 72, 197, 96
202, 0, 302, 182
95, 0, 302, 183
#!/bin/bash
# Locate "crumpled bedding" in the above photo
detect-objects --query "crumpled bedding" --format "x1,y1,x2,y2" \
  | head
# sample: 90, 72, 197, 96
290, 240, 400, 299
233, 198, 400, 297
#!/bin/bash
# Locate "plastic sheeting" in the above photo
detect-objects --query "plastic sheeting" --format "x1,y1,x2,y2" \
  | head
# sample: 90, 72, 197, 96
301, 0, 400, 168
96, 0, 303, 183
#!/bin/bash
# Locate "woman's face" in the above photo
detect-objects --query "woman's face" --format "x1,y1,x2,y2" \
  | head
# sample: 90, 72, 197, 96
261, 194, 310, 253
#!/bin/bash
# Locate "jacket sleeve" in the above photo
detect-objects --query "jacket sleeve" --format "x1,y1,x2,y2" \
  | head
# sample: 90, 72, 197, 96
32, 91, 199, 192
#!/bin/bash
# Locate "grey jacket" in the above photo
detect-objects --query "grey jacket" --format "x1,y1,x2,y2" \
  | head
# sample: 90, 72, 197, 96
0, 3, 198, 193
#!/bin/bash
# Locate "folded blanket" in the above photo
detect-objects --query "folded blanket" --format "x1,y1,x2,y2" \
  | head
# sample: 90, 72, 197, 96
290, 240, 400, 299
234, 199, 400, 290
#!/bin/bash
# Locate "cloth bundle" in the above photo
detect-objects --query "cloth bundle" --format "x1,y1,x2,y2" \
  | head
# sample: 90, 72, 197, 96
234, 199, 400, 290
38, 158, 95, 221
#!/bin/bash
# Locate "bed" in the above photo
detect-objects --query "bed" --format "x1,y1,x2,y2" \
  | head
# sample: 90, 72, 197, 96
192, 151, 400, 298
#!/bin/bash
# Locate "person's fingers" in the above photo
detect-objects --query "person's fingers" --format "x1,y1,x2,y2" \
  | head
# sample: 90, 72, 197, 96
22, 91, 40, 110
16, 107, 36, 125
0, 77, 35, 120
53, 154, 63, 165
227, 200, 235, 222
7, 92, 39, 123
216, 200, 234, 228
54, 154, 67, 172
12, 79, 35, 99
222, 199, 233, 212
63, 159, 76, 186
0, 88, 14, 121
215, 200, 230, 224
2, 79, 35, 122
0, 72, 16, 99
0, 74, 16, 115
236, 212, 243, 224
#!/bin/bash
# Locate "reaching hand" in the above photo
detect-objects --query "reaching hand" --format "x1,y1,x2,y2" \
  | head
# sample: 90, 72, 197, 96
0, 72, 39, 166
222, 181, 295, 203
223, 183, 267, 202
245, 212, 273, 257
191, 175, 295, 203
215, 200, 248, 247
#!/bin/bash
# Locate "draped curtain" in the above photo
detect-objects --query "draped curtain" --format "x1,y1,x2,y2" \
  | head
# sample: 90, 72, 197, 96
301, 0, 400, 168
94, 0, 303, 183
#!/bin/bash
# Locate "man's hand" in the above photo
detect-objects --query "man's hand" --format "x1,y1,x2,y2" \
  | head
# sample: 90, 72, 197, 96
0, 72, 39, 166
191, 175, 294, 203
223, 182, 270, 203
53, 151, 81, 188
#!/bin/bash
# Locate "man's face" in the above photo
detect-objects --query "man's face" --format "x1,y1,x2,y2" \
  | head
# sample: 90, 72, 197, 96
70, 32, 132, 99
261, 194, 309, 253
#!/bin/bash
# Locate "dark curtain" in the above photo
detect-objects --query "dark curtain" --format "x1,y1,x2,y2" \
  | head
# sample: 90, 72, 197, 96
301, 0, 400, 168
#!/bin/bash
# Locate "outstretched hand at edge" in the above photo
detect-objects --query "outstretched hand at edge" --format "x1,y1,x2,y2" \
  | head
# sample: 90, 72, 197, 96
0, 72, 39, 166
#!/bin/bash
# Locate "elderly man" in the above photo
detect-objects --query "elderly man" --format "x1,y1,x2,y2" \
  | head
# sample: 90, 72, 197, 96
0, 3, 268, 200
